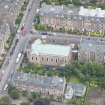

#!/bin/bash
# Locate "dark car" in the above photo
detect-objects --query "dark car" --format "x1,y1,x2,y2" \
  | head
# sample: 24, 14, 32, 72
40, 32, 47, 35
33, 99, 49, 105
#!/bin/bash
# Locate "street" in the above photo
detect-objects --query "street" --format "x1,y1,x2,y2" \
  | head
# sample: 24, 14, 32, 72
33, 31, 105, 45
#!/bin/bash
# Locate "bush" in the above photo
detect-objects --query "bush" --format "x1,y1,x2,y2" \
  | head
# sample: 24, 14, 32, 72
0, 96, 12, 105
20, 102, 30, 105
8, 84, 20, 99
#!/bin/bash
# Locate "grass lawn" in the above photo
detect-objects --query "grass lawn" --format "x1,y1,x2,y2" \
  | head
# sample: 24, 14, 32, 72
68, 76, 81, 84
90, 32, 104, 37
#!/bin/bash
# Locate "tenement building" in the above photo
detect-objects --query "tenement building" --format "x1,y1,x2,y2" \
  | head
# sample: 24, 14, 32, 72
27, 39, 73, 66
39, 4, 105, 34
78, 39, 105, 64
10, 72, 66, 98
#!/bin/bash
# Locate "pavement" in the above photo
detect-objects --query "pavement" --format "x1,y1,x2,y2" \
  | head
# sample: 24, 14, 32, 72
0, 0, 40, 96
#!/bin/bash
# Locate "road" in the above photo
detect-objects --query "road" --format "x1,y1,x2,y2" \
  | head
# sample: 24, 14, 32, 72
38, 31, 105, 41
0, 0, 40, 95
35, 31, 105, 45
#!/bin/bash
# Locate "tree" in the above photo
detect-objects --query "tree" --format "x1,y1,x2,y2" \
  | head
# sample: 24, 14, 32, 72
0, 96, 12, 105
90, 0, 97, 4
9, 89, 20, 99
22, 90, 28, 97
8, 84, 20, 99
28, 92, 40, 102
15, 13, 23, 25
20, 102, 30, 105
31, 92, 40, 99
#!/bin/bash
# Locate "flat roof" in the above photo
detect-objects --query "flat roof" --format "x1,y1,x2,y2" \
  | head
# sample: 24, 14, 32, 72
79, 6, 105, 17
31, 39, 71, 57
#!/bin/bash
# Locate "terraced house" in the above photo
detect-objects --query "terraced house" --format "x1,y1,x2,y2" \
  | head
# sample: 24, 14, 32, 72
39, 4, 105, 35
11, 72, 66, 99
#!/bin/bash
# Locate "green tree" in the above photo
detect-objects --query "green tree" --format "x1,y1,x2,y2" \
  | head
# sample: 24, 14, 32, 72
8, 84, 20, 99
0, 96, 12, 105
31, 92, 40, 99
22, 90, 28, 97
9, 89, 20, 99
20, 102, 30, 105
72, 0, 81, 5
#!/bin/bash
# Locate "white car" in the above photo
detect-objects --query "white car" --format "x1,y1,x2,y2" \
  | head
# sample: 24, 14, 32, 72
16, 57, 20, 63
52, 32, 56, 35
4, 84, 8, 91
16, 53, 22, 63
36, 9, 39, 13
18, 53, 22, 58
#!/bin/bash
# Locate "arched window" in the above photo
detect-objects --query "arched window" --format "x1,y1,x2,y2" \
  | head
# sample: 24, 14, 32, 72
42, 57, 44, 61
47, 58, 48, 61
32, 57, 33, 60
56, 59, 57, 63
